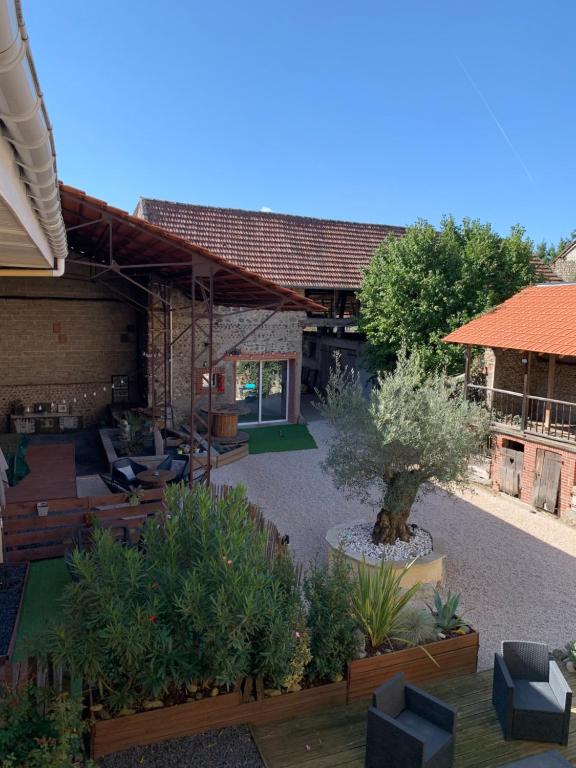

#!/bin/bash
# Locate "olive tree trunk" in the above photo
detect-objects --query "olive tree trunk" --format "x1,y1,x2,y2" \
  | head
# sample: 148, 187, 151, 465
372, 472, 421, 546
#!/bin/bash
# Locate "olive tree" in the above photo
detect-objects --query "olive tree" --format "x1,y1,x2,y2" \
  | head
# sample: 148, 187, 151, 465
316, 352, 489, 546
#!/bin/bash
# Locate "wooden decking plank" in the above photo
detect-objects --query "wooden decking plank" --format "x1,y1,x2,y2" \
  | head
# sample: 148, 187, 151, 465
251, 669, 576, 768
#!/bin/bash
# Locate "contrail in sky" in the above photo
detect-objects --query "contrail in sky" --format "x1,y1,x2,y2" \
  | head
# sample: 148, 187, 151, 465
455, 55, 535, 186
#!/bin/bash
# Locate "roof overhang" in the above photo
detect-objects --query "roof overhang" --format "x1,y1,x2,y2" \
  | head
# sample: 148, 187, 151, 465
443, 284, 576, 357
59, 184, 326, 313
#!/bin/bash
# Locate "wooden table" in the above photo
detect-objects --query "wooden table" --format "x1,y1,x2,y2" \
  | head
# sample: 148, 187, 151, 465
136, 469, 176, 488
201, 403, 251, 438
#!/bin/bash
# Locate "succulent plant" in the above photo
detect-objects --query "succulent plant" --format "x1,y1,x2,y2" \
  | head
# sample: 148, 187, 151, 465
427, 589, 467, 634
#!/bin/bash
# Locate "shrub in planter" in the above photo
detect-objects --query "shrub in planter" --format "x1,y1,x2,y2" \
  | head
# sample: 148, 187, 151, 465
41, 484, 302, 713
351, 558, 422, 650
303, 553, 361, 682
0, 684, 93, 768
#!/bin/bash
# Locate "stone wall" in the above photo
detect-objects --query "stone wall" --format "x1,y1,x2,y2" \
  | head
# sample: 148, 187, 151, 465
0, 275, 140, 429
167, 288, 304, 422
553, 244, 576, 281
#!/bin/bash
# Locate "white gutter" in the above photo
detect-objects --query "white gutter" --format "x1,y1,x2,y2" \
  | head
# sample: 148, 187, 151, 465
0, 0, 67, 276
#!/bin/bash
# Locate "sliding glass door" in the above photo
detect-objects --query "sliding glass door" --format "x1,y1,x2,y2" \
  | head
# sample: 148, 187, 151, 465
236, 359, 289, 424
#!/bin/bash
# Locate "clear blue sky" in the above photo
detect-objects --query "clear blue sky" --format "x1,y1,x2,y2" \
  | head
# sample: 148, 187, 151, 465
25, 0, 575, 246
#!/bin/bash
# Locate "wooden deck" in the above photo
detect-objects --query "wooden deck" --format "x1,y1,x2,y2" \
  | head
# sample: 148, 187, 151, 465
252, 670, 576, 768
6, 444, 76, 503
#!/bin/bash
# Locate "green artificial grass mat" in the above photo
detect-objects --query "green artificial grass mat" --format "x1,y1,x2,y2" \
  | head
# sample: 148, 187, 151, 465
244, 424, 317, 454
13, 558, 70, 662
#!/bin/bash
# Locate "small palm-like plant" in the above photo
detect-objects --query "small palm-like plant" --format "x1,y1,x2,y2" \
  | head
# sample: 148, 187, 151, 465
352, 559, 421, 650
428, 589, 467, 633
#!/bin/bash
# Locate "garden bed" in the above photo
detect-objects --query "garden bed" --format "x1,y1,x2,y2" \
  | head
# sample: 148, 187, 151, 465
91, 632, 477, 759
0, 563, 29, 664
91, 681, 348, 758
347, 629, 479, 702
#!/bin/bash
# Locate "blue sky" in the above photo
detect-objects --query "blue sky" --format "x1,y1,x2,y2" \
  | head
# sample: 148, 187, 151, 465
26, 0, 575, 246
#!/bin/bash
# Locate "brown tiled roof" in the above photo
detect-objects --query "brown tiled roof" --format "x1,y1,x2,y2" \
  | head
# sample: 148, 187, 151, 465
443, 284, 576, 356
136, 199, 405, 289
58, 184, 326, 313
136, 198, 561, 290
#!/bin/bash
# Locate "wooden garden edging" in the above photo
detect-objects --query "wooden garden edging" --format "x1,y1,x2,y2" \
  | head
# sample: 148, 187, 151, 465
0, 562, 29, 670
347, 630, 479, 702
90, 632, 479, 759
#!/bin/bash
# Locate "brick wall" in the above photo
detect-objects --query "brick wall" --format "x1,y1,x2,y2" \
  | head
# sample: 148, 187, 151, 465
166, 288, 304, 422
0, 275, 139, 429
492, 348, 576, 401
491, 432, 576, 517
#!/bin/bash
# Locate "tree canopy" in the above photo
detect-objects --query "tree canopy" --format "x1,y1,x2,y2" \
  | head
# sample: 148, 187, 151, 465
317, 352, 489, 545
358, 217, 536, 374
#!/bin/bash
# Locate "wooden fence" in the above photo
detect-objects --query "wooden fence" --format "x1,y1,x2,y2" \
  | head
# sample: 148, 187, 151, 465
0, 488, 165, 563
0, 484, 286, 565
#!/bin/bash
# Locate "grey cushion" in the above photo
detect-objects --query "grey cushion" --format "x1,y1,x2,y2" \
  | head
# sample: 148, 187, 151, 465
514, 681, 563, 713
116, 465, 135, 482
396, 710, 452, 759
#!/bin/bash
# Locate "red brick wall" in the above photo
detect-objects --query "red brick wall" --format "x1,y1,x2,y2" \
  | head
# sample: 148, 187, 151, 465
491, 432, 576, 517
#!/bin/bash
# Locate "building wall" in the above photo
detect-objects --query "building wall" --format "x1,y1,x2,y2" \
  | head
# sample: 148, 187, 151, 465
553, 244, 576, 281
164, 288, 305, 422
491, 432, 576, 518
492, 348, 576, 402
0, 275, 140, 429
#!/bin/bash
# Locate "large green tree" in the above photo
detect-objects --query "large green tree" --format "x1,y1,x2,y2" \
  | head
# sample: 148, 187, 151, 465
317, 352, 489, 545
359, 217, 536, 373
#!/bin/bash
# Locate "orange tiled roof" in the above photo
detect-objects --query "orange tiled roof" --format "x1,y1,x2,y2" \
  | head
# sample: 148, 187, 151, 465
136, 199, 405, 289
443, 284, 576, 356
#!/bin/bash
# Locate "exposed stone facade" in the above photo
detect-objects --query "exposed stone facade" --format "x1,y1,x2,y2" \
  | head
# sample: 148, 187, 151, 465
165, 288, 304, 422
552, 242, 576, 281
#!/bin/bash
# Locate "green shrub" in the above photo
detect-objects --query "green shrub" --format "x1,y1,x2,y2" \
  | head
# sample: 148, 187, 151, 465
303, 554, 360, 682
351, 559, 421, 649
0, 684, 92, 768
42, 484, 302, 711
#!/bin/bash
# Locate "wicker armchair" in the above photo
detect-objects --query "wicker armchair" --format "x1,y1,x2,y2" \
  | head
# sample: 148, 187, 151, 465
492, 641, 572, 745
365, 672, 456, 768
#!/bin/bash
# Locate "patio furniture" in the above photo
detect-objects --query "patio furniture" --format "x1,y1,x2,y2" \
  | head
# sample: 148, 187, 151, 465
157, 455, 189, 484
111, 458, 148, 491
492, 641, 572, 745
136, 468, 176, 488
496, 750, 572, 767
365, 672, 456, 768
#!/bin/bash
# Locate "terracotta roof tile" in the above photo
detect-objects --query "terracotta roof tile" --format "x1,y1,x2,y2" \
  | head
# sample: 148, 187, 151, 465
136, 200, 405, 289
443, 284, 576, 356
137, 198, 560, 290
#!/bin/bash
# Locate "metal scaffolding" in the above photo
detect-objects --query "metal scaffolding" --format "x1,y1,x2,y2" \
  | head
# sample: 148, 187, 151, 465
59, 185, 323, 488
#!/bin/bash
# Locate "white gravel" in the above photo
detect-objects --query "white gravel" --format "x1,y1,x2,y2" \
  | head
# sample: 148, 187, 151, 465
213, 410, 576, 671
337, 522, 433, 561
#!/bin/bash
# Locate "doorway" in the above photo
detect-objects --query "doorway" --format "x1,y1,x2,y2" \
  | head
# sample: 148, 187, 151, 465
235, 359, 289, 424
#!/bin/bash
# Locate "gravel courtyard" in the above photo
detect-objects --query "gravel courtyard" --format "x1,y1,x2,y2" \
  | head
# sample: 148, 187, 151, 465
214, 413, 576, 670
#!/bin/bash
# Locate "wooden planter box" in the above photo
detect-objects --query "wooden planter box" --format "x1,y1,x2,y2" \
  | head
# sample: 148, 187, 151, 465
91, 632, 478, 759
347, 630, 479, 702
91, 681, 347, 759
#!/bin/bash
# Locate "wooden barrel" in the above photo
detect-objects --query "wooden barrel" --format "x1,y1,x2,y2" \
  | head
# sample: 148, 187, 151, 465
213, 412, 239, 438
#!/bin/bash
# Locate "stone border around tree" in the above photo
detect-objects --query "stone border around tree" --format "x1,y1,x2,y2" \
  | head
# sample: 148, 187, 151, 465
325, 520, 446, 589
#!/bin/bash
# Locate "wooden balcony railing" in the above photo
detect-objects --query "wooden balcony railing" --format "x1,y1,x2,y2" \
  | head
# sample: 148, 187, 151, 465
467, 384, 576, 443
